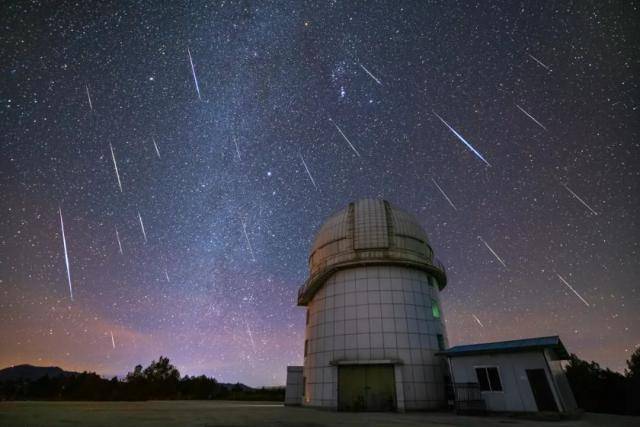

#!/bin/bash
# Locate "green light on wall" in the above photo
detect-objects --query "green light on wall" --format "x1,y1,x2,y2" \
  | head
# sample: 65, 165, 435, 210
431, 299, 441, 318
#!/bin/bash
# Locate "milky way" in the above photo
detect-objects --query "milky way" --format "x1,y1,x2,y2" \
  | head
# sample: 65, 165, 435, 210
1, 2, 638, 386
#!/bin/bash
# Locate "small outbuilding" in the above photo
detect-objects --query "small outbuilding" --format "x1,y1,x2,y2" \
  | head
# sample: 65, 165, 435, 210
439, 336, 578, 414
284, 366, 304, 406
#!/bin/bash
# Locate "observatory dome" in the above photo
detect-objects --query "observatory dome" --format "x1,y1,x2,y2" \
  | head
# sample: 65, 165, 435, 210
298, 198, 447, 305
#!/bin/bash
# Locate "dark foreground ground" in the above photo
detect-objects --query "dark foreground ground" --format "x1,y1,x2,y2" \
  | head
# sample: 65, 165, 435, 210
0, 401, 637, 427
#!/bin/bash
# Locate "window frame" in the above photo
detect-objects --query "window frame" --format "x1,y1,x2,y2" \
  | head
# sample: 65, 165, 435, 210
429, 276, 439, 288
473, 365, 504, 393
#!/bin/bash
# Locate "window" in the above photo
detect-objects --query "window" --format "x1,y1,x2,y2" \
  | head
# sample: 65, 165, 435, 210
304, 339, 309, 357
437, 334, 445, 351
475, 367, 503, 392
429, 276, 439, 288
431, 299, 441, 318
302, 376, 306, 396
306, 309, 310, 325
487, 367, 503, 391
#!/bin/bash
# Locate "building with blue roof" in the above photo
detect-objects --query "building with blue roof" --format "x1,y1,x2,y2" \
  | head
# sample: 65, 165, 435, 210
439, 335, 578, 414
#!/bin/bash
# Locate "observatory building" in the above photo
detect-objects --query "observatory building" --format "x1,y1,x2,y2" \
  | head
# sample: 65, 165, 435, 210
285, 198, 579, 414
286, 199, 449, 411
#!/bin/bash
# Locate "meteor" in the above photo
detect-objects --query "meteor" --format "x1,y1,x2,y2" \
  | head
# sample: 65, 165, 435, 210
86, 85, 93, 110
165, 269, 170, 283
478, 235, 507, 268
152, 137, 161, 159
187, 47, 201, 100
359, 63, 382, 85
515, 104, 547, 131
528, 54, 551, 71
109, 143, 123, 193
561, 183, 598, 215
110, 331, 116, 349
330, 119, 361, 157
137, 211, 147, 243
299, 153, 318, 190
431, 178, 457, 210
58, 207, 74, 301
233, 137, 241, 160
245, 319, 256, 352
241, 219, 256, 261
472, 314, 485, 328
115, 226, 123, 254
433, 111, 491, 167
556, 273, 590, 307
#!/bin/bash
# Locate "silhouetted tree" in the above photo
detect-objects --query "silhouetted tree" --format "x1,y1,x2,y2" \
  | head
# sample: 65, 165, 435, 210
565, 353, 629, 414
142, 356, 180, 399
625, 347, 640, 378
624, 347, 640, 415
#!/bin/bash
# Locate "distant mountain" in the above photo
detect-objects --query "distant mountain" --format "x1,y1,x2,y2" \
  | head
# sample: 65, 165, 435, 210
0, 364, 79, 381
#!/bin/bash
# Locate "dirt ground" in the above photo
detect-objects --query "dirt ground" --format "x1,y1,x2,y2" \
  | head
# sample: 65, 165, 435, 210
0, 401, 637, 427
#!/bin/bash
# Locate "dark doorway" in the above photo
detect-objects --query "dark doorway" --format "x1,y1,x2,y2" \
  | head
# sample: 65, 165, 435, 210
526, 369, 558, 412
338, 365, 396, 411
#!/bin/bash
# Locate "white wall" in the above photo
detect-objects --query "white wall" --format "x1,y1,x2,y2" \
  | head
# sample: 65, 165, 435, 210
285, 366, 303, 406
544, 349, 578, 411
449, 351, 566, 412
303, 265, 448, 410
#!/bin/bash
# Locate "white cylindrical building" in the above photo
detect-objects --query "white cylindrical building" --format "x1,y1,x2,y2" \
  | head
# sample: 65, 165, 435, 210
297, 199, 449, 411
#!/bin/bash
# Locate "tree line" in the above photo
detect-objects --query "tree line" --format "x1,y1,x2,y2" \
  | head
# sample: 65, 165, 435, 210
2, 350, 639, 415
564, 347, 640, 415
0, 356, 284, 401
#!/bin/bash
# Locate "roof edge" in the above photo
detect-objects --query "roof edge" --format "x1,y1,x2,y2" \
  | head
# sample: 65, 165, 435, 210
437, 336, 570, 360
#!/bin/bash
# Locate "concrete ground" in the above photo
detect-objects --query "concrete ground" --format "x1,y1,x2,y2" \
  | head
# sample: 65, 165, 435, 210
0, 401, 637, 427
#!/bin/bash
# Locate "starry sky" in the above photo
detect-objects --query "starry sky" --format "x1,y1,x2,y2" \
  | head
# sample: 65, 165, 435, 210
1, 1, 638, 386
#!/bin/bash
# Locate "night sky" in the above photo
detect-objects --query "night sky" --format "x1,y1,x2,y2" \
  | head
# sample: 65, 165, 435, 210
1, 1, 638, 386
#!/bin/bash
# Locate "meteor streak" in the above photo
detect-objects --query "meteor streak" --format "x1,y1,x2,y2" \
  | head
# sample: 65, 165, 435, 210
187, 47, 201, 100
241, 219, 256, 261
86, 85, 93, 110
433, 111, 491, 167
233, 137, 241, 160
165, 269, 170, 283
556, 273, 590, 307
109, 143, 123, 193
516, 104, 547, 131
562, 183, 598, 215
245, 319, 256, 352
359, 63, 382, 85
472, 314, 485, 328
110, 331, 116, 349
478, 235, 507, 268
152, 137, 161, 158
115, 226, 123, 254
299, 153, 318, 190
528, 54, 551, 71
137, 211, 147, 243
431, 178, 457, 210
58, 207, 74, 301
330, 119, 360, 156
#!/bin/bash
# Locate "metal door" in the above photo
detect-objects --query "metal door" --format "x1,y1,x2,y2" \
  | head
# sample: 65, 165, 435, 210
526, 369, 558, 412
338, 365, 395, 411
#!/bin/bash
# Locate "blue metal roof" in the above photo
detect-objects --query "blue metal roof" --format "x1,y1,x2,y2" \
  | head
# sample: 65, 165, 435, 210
439, 336, 569, 359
